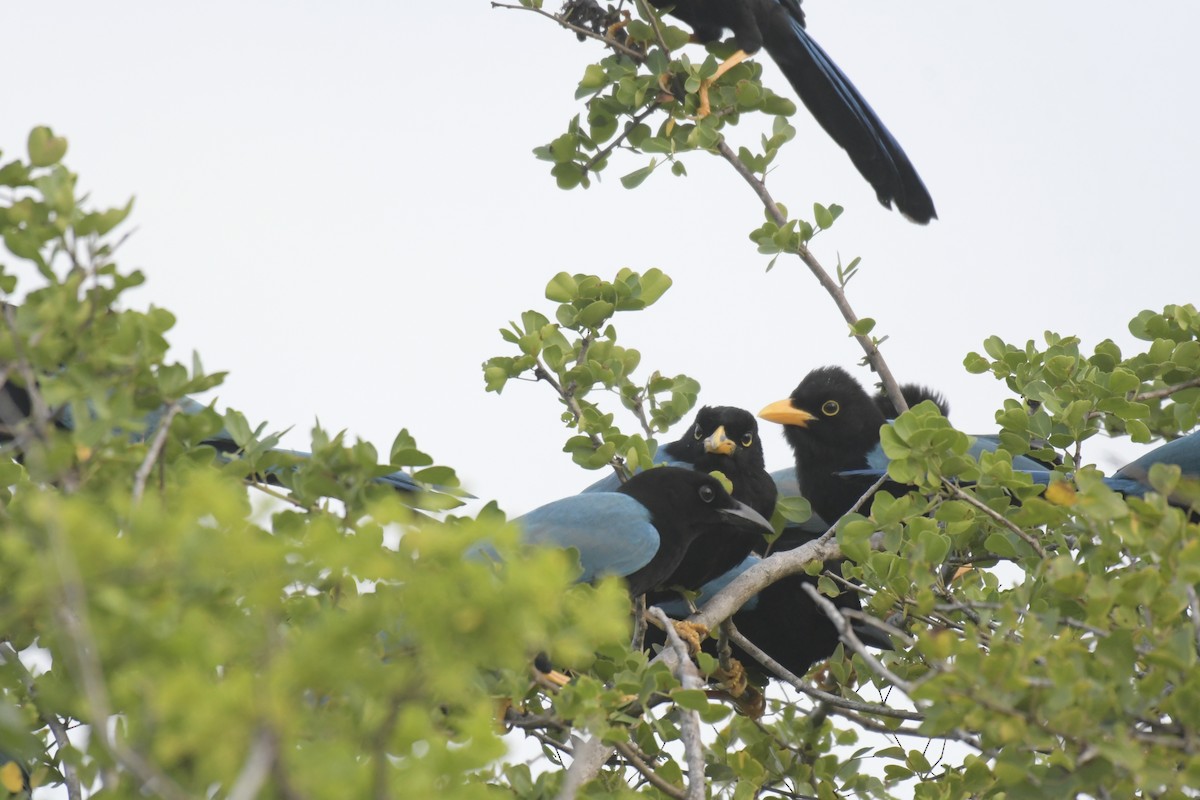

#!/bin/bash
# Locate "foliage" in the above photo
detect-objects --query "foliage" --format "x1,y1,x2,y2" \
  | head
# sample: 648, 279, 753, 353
3, 2, 1200, 796
0, 129, 632, 798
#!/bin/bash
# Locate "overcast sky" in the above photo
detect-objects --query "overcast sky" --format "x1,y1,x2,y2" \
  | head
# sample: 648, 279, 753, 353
5, 1, 1198, 515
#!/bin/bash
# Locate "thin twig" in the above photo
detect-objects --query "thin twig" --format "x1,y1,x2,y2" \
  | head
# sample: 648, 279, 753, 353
0, 641, 83, 800
491, 2, 646, 61
612, 741, 686, 800
726, 627, 921, 721
944, 482, 1047, 558
633, 0, 670, 54
800, 583, 914, 693
582, 102, 661, 172
648, 607, 706, 800
132, 402, 180, 505
711, 139, 907, 412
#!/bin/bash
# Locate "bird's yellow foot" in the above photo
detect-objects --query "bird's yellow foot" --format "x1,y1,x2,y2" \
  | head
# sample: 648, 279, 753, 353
706, 685, 766, 718
672, 620, 709, 655
696, 49, 750, 118
712, 657, 748, 698
605, 11, 631, 40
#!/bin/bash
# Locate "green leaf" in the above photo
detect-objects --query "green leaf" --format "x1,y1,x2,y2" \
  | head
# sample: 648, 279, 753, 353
620, 161, 657, 189
27, 125, 68, 166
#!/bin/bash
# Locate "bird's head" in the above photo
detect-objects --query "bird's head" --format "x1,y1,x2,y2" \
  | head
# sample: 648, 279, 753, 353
673, 405, 766, 470
620, 467, 773, 539
758, 366, 886, 464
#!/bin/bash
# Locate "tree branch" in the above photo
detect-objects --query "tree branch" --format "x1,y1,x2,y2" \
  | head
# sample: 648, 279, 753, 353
132, 402, 180, 505
799, 582, 914, 693
490, 2, 646, 61
944, 482, 1047, 559
0, 641, 83, 800
711, 139, 908, 413
648, 607, 706, 800
725, 627, 922, 721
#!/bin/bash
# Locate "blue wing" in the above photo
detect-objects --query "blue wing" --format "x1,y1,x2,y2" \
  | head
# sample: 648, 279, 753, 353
31, 389, 438, 496
1115, 429, 1200, 484
654, 554, 762, 617
517, 492, 659, 582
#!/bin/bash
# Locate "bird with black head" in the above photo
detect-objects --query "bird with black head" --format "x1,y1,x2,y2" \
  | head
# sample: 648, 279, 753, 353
518, 466, 774, 597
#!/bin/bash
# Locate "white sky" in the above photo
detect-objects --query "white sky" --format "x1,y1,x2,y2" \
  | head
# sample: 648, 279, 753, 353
5, 1, 1199, 515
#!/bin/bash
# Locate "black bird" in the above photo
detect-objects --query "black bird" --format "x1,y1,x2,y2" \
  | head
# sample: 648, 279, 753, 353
759, 366, 1051, 526
585, 405, 777, 516
759, 366, 893, 525
646, 0, 936, 223
519, 466, 775, 596
583, 406, 778, 583
657, 549, 893, 683
659, 405, 778, 520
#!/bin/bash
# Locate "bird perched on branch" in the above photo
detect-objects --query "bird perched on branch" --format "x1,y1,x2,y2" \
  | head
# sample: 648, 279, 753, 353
759, 366, 1048, 526
520, 466, 774, 596
655, 549, 893, 683
583, 406, 778, 588
646, 0, 936, 223
0, 380, 440, 495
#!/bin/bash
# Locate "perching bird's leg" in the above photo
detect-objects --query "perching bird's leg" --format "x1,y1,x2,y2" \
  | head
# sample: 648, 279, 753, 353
671, 620, 709, 655
697, 49, 750, 117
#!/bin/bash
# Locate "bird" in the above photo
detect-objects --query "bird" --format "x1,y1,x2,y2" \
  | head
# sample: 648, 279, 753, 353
582, 406, 778, 583
583, 405, 776, 516
767, 380, 952, 550
759, 366, 1049, 526
0, 380, 441, 496
655, 549, 893, 683
645, 0, 937, 223
1015, 428, 1200, 512
517, 466, 775, 597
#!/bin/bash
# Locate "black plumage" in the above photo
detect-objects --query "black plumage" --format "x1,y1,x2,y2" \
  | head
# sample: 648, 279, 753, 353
647, 406, 778, 601
646, 0, 936, 223
760, 366, 892, 525
518, 466, 774, 597
660, 405, 778, 520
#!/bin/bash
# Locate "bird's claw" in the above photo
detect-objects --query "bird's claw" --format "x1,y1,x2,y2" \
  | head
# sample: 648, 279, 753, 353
672, 620, 709, 655
712, 657, 748, 698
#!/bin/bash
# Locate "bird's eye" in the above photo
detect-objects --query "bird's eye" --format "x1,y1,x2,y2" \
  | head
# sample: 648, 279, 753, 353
740, 433, 753, 447
693, 424, 704, 440
698, 484, 715, 503
822, 400, 840, 416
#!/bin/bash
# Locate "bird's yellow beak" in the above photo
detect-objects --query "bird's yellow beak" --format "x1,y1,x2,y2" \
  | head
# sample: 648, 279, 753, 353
704, 425, 736, 455
758, 398, 815, 428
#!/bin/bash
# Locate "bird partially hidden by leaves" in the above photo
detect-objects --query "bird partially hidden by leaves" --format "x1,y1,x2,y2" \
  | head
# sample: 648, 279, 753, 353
655, 549, 894, 686
645, 0, 936, 223
0, 379, 450, 496
584, 405, 778, 594
520, 466, 774, 597
759, 366, 1049, 526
